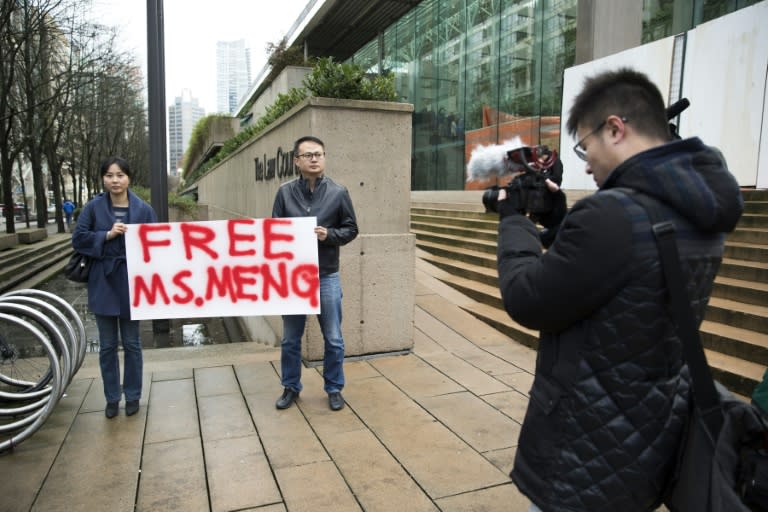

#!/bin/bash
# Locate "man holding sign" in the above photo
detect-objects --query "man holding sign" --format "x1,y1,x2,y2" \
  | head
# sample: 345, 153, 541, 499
272, 136, 359, 411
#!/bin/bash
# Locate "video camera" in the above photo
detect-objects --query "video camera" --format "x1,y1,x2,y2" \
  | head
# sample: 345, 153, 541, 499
480, 145, 563, 216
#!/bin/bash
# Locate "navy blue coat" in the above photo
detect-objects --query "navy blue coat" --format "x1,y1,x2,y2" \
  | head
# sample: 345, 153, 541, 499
72, 191, 157, 318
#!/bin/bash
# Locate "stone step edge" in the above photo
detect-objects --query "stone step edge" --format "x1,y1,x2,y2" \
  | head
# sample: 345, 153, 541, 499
417, 251, 765, 394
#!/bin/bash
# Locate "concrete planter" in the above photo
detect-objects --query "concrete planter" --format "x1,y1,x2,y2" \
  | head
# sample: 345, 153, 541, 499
196, 97, 415, 362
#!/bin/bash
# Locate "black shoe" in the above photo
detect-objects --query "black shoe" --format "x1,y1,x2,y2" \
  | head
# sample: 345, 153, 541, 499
328, 392, 345, 411
276, 388, 299, 409
105, 402, 119, 419
125, 400, 140, 416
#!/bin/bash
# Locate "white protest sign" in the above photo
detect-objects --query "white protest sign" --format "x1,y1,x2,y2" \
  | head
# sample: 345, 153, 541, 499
125, 217, 319, 320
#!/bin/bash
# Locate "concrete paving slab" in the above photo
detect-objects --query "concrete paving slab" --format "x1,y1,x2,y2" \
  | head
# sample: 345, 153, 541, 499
198, 392, 256, 441
291, 368, 365, 437
415, 305, 534, 378
0, 379, 89, 512
480, 342, 537, 375
144, 378, 198, 444
484, 446, 517, 473
435, 482, 531, 511
495, 369, 534, 396
234, 360, 281, 395
368, 354, 463, 399
137, 437, 208, 512
418, 391, 520, 453
321, 428, 438, 512
32, 409, 145, 512
481, 390, 531, 424
195, 365, 242, 397
345, 375, 509, 499
418, 350, 511, 396
77, 371, 152, 414
412, 327, 451, 356
204, 434, 282, 512
275, 460, 361, 512
415, 306, 510, 359
343, 358, 383, 382
244, 393, 329, 469
416, 291, 515, 349
152, 367, 193, 381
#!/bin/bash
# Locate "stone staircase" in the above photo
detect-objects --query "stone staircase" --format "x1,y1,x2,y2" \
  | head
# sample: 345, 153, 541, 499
0, 232, 72, 294
411, 189, 768, 397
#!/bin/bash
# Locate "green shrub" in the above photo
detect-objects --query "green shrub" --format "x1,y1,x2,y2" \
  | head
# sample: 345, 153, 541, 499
182, 115, 232, 171
303, 58, 396, 101
130, 186, 198, 219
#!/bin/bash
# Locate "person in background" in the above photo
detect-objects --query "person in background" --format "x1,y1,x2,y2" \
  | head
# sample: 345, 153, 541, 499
271, 135, 358, 412
72, 156, 157, 419
494, 68, 742, 511
62, 199, 75, 231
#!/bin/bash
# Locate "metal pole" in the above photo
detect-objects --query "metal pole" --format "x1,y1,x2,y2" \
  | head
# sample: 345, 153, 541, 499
147, 0, 168, 222
147, 0, 170, 334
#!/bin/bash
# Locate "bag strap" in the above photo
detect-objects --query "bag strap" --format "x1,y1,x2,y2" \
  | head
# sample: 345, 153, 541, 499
616, 189, 724, 438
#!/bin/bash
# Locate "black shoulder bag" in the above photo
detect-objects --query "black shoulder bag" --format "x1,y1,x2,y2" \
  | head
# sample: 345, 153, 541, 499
63, 251, 91, 283
630, 192, 768, 512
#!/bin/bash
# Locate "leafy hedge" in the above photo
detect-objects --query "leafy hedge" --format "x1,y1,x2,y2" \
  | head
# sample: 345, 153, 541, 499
182, 58, 398, 187
181, 114, 232, 172
133, 186, 199, 218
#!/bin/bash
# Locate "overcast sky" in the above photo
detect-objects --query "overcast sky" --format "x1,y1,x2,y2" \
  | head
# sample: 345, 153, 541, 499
89, 0, 310, 113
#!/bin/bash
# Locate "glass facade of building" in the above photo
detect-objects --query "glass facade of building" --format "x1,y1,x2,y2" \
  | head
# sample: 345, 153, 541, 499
346, 0, 759, 190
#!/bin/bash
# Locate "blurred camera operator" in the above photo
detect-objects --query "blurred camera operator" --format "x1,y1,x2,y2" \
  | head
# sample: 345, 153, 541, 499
494, 68, 742, 511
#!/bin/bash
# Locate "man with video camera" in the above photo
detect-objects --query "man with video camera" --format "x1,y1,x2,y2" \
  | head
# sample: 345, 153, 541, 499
494, 68, 742, 511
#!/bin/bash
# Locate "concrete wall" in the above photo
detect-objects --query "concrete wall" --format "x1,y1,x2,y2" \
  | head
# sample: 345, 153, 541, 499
196, 96, 415, 363
245, 66, 313, 122
575, 0, 643, 65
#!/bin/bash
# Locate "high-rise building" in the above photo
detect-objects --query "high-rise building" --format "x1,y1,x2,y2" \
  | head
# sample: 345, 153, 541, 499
216, 39, 252, 115
168, 89, 205, 176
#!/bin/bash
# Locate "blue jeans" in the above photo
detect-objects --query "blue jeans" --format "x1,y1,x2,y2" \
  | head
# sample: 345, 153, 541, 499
95, 315, 142, 403
280, 272, 345, 394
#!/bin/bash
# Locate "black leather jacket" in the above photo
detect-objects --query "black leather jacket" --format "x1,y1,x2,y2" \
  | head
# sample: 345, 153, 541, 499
498, 138, 743, 511
272, 174, 358, 276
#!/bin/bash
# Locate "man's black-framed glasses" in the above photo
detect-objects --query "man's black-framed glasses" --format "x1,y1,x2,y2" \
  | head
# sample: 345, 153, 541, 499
297, 151, 325, 160
572, 117, 627, 161
572, 120, 607, 161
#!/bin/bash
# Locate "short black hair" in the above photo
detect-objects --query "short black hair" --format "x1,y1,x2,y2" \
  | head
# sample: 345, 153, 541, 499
566, 68, 670, 141
99, 156, 132, 178
293, 136, 325, 155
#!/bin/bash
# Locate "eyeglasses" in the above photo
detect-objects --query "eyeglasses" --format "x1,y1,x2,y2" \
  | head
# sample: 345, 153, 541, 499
572, 117, 627, 161
297, 151, 325, 160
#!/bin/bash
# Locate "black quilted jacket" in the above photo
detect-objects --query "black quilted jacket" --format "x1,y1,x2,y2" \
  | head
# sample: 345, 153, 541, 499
498, 138, 743, 511
272, 174, 358, 276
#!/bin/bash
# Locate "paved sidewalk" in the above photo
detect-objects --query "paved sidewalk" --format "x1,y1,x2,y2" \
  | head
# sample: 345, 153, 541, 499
1, 257, 539, 512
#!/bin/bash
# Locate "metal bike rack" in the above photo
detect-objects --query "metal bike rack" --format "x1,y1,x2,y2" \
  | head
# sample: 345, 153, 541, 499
0, 289, 86, 452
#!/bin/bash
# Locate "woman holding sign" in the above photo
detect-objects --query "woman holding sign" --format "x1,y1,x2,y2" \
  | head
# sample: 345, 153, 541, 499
72, 156, 157, 419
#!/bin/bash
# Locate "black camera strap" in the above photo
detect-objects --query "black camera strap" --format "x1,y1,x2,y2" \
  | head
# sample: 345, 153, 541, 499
619, 189, 724, 439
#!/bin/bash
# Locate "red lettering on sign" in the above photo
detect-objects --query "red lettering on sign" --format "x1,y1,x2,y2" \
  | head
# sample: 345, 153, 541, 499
233, 265, 259, 300
181, 223, 218, 260
228, 219, 257, 257
261, 261, 289, 301
291, 264, 320, 308
138, 224, 172, 262
171, 270, 195, 304
263, 218, 294, 260
133, 274, 171, 306
205, 266, 237, 302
